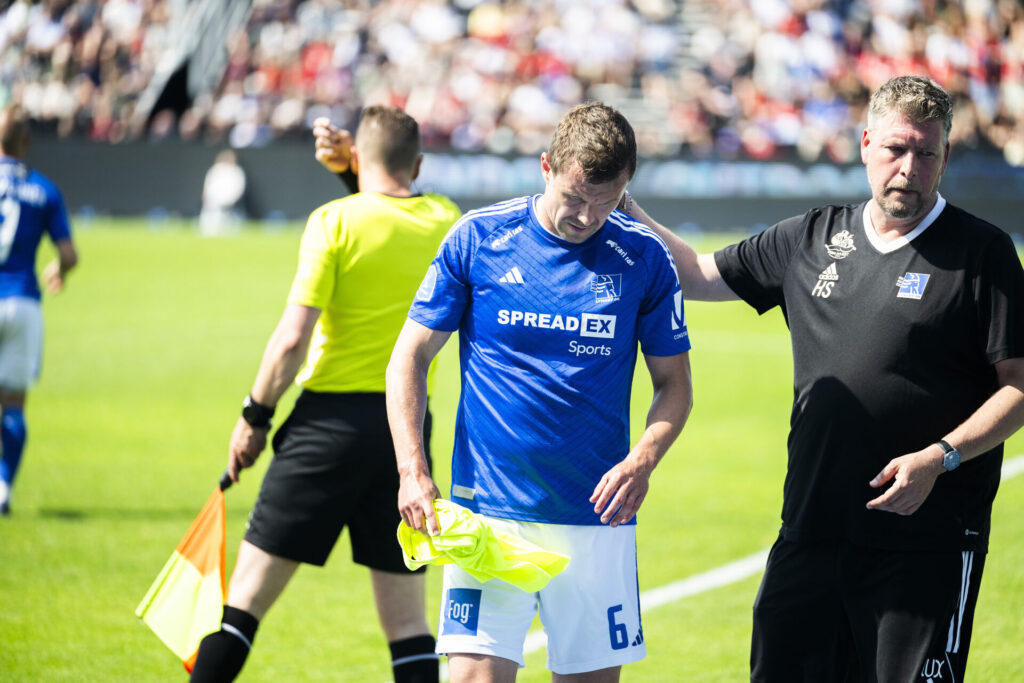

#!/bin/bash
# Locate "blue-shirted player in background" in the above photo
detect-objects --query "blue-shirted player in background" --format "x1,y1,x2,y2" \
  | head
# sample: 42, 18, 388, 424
386, 103, 693, 683
0, 105, 78, 516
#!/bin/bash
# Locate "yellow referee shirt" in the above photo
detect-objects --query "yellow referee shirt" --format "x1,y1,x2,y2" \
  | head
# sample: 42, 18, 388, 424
287, 192, 461, 394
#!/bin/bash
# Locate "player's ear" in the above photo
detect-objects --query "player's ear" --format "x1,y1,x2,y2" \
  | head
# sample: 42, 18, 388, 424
350, 146, 359, 174
411, 154, 423, 181
540, 153, 552, 182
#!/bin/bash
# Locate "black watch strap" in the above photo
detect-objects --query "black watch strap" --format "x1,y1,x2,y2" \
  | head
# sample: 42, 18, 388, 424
936, 439, 961, 471
242, 395, 275, 429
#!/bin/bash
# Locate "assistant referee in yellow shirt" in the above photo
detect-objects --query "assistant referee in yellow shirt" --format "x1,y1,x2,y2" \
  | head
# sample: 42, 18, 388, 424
190, 106, 461, 683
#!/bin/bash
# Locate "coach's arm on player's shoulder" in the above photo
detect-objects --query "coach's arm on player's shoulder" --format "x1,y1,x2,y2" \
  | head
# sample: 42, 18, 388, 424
622, 198, 737, 302
227, 303, 321, 482
866, 356, 1024, 515
590, 351, 694, 528
387, 318, 452, 536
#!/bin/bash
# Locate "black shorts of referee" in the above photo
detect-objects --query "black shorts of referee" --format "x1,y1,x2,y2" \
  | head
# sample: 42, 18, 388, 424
244, 390, 432, 572
751, 535, 985, 683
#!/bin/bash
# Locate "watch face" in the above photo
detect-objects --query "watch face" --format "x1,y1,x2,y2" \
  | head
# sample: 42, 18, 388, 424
943, 450, 961, 471
242, 397, 272, 427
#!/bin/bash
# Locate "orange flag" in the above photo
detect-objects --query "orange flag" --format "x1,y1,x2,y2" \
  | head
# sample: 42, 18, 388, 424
136, 480, 228, 672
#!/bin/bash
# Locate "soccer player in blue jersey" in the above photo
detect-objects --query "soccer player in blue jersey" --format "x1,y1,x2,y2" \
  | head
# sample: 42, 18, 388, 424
0, 105, 78, 516
386, 103, 694, 683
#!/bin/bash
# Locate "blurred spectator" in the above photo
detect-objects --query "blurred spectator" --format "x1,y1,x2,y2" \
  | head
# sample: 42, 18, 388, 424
0, 0, 1021, 166
199, 148, 247, 235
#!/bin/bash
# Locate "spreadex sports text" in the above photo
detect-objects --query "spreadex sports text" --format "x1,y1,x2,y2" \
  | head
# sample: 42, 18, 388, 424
497, 309, 617, 357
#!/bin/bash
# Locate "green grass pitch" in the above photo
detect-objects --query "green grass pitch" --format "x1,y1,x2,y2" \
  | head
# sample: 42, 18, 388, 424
2, 220, 1022, 681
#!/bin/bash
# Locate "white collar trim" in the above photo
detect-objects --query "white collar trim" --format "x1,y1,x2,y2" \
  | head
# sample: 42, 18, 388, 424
862, 193, 946, 254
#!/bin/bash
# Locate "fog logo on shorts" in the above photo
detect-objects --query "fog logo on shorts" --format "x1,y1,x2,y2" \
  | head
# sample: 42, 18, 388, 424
442, 588, 482, 636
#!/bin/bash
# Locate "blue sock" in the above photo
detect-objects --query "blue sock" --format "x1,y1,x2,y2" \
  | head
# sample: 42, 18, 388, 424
1, 407, 27, 489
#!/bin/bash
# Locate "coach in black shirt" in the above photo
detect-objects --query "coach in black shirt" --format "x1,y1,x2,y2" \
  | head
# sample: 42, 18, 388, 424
630, 75, 1024, 681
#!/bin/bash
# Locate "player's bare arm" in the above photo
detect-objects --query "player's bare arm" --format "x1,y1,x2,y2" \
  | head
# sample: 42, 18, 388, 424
41, 238, 78, 293
228, 303, 321, 481
620, 196, 738, 302
386, 318, 452, 535
867, 356, 1024, 515
591, 351, 693, 527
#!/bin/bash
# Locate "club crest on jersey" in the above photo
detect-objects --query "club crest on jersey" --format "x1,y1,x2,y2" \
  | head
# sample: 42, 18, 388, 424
591, 274, 622, 302
811, 263, 838, 298
825, 230, 856, 259
896, 272, 930, 300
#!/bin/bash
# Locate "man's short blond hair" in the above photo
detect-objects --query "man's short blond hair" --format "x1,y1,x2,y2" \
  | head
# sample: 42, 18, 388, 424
547, 102, 636, 184
355, 106, 420, 175
867, 76, 953, 144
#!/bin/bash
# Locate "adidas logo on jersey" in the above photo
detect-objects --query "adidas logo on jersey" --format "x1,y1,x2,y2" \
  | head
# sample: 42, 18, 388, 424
811, 263, 838, 298
499, 266, 525, 284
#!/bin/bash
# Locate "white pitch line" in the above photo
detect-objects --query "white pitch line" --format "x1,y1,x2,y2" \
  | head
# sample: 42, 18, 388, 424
513, 549, 771, 661
1002, 452, 1024, 481
418, 453, 1024, 682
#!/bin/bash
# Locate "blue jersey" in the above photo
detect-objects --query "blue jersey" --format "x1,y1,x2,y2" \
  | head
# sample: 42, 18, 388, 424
0, 157, 72, 300
409, 195, 691, 525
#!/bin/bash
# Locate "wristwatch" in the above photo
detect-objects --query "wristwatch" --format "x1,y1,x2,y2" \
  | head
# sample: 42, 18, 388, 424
936, 439, 962, 471
241, 395, 274, 429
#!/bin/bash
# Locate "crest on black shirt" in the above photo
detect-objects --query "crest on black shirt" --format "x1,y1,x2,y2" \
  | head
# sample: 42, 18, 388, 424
825, 230, 857, 259
896, 272, 930, 300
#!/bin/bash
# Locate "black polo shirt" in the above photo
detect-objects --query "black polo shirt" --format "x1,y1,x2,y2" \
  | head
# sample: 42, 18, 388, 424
715, 198, 1024, 552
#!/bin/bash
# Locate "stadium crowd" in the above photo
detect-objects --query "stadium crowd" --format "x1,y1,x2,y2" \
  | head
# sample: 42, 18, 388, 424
1, 0, 1022, 164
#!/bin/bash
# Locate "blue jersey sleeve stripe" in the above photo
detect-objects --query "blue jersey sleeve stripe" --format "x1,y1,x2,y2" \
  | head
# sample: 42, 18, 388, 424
607, 213, 683, 295
434, 196, 531, 255
606, 212, 680, 276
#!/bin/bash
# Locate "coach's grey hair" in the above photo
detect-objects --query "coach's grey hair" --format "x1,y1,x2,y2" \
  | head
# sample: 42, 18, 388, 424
867, 76, 953, 144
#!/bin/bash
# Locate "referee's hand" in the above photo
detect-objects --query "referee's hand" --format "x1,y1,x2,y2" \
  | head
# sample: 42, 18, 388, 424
399, 469, 441, 536
227, 417, 268, 483
313, 117, 354, 174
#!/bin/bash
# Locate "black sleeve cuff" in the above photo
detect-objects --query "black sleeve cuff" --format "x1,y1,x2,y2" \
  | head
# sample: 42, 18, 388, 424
337, 168, 358, 194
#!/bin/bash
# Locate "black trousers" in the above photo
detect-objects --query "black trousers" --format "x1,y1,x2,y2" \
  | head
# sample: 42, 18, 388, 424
751, 536, 985, 683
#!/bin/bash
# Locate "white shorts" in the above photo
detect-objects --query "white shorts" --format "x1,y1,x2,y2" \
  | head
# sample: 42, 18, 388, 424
436, 516, 645, 675
0, 297, 42, 391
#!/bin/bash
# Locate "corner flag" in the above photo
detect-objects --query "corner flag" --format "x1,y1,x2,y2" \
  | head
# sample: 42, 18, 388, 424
136, 473, 232, 672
